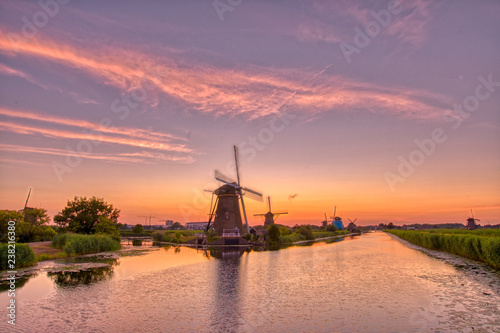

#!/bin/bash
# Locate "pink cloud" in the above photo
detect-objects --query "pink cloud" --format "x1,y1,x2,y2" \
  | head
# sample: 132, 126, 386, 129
0, 32, 451, 120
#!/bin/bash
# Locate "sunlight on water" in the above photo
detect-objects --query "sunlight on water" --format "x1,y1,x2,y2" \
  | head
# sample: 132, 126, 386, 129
1, 233, 499, 332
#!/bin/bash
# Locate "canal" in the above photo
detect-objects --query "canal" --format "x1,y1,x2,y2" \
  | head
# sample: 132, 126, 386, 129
1, 232, 499, 332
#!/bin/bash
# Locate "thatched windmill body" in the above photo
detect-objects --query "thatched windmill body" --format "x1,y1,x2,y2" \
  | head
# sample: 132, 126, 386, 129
206, 146, 263, 236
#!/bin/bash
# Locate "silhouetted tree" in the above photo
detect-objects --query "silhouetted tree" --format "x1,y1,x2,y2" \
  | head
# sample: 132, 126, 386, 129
54, 196, 120, 235
132, 224, 143, 234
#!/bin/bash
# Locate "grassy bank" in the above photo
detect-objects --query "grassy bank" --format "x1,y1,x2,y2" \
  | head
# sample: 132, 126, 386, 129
151, 230, 200, 243
52, 233, 121, 255
280, 230, 351, 244
387, 230, 500, 270
0, 243, 36, 270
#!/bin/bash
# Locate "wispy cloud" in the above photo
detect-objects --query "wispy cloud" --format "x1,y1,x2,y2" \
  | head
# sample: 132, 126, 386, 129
0, 107, 195, 164
0, 108, 188, 143
0, 63, 53, 90
0, 32, 450, 120
0, 143, 194, 164
301, 0, 434, 49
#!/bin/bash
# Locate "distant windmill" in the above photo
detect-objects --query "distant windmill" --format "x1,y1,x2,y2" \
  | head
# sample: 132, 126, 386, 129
24, 188, 31, 211
22, 188, 36, 224
254, 196, 288, 226
330, 205, 344, 230
465, 209, 480, 230
347, 218, 358, 231
208, 145, 263, 235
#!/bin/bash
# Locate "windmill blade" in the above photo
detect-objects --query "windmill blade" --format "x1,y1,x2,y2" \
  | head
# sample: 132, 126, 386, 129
253, 213, 267, 216
274, 212, 288, 215
24, 188, 31, 210
353, 218, 357, 223
240, 193, 250, 233
348, 218, 353, 223
241, 187, 263, 201
268, 196, 271, 212
215, 170, 237, 185
234, 145, 241, 185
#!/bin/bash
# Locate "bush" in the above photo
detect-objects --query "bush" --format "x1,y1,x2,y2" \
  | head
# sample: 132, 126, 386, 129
0, 243, 36, 270
132, 239, 143, 246
52, 233, 120, 255
326, 224, 338, 232
132, 224, 143, 234
280, 232, 306, 244
152, 231, 164, 241
267, 224, 281, 245
297, 226, 314, 240
35, 226, 57, 241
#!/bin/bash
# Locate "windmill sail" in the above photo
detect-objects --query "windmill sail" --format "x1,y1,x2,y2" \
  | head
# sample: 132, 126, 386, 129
215, 170, 236, 185
211, 145, 262, 235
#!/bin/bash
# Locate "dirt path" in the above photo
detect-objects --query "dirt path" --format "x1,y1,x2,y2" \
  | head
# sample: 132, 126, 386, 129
29, 241, 62, 255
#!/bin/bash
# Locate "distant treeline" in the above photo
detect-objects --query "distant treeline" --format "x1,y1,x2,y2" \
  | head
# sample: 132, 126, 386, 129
387, 229, 500, 270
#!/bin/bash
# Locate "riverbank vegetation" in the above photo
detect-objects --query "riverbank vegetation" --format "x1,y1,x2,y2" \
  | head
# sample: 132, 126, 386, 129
0, 243, 36, 270
0, 209, 56, 243
266, 224, 353, 245
54, 196, 121, 241
151, 230, 201, 243
387, 230, 500, 269
52, 233, 121, 255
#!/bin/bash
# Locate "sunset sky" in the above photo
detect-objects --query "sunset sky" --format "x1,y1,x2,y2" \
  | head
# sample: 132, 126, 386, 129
1, 0, 499, 226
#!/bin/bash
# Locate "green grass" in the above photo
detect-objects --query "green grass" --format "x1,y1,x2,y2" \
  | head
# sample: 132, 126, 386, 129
0, 243, 36, 270
151, 230, 200, 243
387, 229, 500, 269
425, 229, 500, 237
312, 230, 351, 238
52, 233, 121, 255
280, 230, 351, 244
35, 252, 68, 262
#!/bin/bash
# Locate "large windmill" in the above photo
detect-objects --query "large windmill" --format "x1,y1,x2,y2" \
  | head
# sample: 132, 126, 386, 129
208, 145, 263, 236
254, 196, 288, 227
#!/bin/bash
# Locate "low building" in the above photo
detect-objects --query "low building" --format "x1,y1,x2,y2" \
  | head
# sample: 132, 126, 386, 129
186, 222, 209, 230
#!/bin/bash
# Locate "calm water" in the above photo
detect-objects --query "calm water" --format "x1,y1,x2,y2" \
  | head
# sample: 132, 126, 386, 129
1, 232, 499, 332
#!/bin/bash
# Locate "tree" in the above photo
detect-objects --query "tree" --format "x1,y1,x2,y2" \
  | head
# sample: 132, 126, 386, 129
22, 207, 51, 242
326, 224, 338, 232
54, 196, 120, 235
0, 209, 54, 242
297, 225, 314, 240
387, 222, 395, 229
267, 224, 281, 244
0, 210, 24, 242
168, 222, 185, 230
132, 224, 143, 234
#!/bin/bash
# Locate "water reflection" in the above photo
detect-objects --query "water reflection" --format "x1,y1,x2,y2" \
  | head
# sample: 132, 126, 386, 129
2, 234, 498, 332
47, 258, 118, 287
0, 273, 38, 292
47, 266, 114, 287
209, 248, 245, 333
